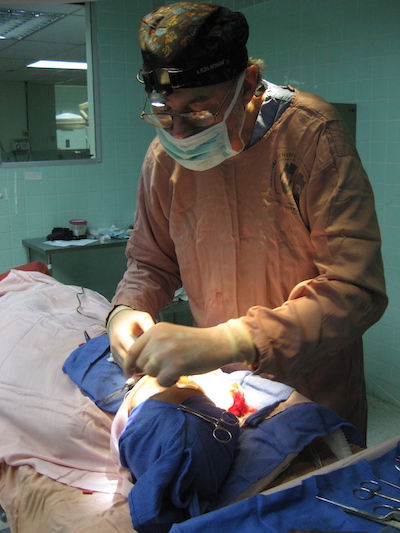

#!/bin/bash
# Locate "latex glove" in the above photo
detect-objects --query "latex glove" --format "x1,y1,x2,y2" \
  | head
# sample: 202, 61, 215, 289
107, 308, 155, 368
123, 318, 256, 387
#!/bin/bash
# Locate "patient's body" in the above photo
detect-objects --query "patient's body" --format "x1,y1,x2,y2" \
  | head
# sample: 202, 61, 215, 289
113, 375, 241, 533
126, 375, 209, 409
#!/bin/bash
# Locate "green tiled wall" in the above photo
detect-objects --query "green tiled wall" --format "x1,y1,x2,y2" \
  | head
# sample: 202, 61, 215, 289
0, 0, 398, 404
0, 0, 156, 271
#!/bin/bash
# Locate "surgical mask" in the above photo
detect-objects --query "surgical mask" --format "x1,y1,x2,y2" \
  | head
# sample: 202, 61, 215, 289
157, 71, 246, 171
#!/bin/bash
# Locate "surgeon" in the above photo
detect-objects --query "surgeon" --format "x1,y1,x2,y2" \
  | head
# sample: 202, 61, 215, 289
107, 2, 387, 442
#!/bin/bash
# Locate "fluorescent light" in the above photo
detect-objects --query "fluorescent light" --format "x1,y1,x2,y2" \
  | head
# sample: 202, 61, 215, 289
0, 9, 64, 40
27, 60, 87, 70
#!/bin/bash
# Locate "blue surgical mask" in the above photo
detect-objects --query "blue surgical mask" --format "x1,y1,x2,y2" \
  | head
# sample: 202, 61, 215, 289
157, 71, 246, 171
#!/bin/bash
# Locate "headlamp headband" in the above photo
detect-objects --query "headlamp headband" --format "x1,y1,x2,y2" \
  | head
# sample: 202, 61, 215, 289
138, 47, 248, 94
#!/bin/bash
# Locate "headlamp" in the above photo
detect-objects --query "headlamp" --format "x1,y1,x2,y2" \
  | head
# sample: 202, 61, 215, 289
137, 67, 186, 95
149, 90, 168, 107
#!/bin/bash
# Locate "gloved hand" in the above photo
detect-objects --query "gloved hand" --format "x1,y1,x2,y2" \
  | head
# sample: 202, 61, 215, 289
123, 318, 257, 387
107, 307, 155, 368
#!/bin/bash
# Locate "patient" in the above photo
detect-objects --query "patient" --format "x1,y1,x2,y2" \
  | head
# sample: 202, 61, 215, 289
64, 333, 363, 532
0, 270, 364, 533
114, 375, 240, 533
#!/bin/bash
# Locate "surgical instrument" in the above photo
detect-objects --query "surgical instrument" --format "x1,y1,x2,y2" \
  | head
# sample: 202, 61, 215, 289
177, 404, 239, 443
395, 442, 400, 473
353, 480, 400, 505
373, 504, 400, 517
316, 495, 400, 530
379, 478, 400, 491
102, 375, 142, 404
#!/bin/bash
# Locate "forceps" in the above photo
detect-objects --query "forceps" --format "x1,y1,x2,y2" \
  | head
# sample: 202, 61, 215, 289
353, 479, 400, 506
316, 495, 400, 530
102, 375, 142, 404
177, 404, 239, 443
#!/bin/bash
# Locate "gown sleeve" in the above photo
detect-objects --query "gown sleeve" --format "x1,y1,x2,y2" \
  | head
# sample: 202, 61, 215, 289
243, 116, 387, 381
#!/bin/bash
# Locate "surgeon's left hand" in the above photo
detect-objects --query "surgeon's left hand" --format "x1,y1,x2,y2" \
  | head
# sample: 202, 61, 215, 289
123, 319, 256, 387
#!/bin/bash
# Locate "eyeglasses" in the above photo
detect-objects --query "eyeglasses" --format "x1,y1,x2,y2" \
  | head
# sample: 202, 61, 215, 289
140, 78, 237, 129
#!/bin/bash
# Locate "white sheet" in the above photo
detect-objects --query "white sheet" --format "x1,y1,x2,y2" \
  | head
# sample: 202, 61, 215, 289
0, 269, 127, 494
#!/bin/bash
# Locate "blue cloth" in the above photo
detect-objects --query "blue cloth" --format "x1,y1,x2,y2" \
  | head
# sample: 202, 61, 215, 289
225, 369, 294, 411
170, 443, 400, 533
250, 80, 293, 146
62, 334, 127, 413
216, 401, 362, 507
119, 395, 240, 533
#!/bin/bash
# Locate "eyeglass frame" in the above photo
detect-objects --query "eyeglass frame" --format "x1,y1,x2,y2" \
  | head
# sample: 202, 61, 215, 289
139, 76, 238, 130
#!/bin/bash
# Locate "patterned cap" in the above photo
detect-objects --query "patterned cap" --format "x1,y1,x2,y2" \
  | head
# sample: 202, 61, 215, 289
138, 2, 249, 93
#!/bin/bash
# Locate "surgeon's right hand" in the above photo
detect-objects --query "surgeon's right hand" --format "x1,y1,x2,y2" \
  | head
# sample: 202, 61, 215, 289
107, 307, 155, 369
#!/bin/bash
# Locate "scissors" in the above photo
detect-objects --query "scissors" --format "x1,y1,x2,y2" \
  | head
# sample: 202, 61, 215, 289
374, 504, 400, 517
396, 441, 400, 472
353, 480, 400, 505
316, 495, 400, 530
177, 404, 239, 443
379, 478, 400, 490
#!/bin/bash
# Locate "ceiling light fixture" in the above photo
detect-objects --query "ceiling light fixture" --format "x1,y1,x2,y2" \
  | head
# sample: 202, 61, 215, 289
27, 60, 87, 70
0, 9, 65, 40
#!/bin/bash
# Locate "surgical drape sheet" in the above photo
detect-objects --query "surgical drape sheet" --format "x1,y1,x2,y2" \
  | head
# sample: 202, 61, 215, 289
170, 444, 400, 533
62, 332, 362, 510
0, 269, 125, 494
